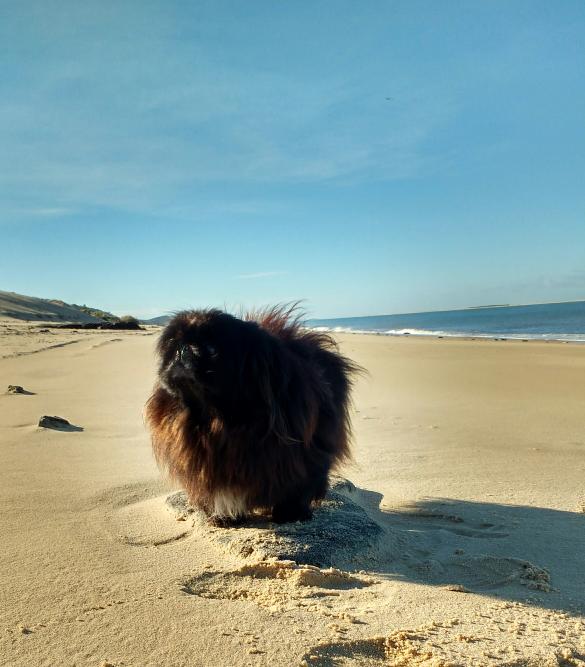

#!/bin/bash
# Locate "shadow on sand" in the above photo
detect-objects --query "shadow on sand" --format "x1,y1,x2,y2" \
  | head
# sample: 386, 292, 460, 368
332, 482, 585, 616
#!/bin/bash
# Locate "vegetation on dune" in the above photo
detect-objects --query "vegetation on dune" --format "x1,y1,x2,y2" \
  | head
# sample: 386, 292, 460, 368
70, 303, 120, 322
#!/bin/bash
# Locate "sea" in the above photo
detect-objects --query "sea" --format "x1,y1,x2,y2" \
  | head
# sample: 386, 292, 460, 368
307, 300, 585, 342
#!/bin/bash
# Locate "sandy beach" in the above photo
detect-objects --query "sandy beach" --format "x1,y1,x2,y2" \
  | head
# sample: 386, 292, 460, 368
1, 325, 584, 666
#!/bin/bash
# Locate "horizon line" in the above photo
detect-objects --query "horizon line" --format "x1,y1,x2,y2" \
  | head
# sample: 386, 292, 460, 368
307, 298, 585, 322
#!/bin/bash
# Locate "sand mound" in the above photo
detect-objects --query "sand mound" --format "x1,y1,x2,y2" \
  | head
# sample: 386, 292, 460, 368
234, 560, 370, 589
182, 559, 374, 612
165, 477, 383, 568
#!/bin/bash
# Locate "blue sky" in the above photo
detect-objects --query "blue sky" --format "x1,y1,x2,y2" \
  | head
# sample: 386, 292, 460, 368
1, 1, 584, 319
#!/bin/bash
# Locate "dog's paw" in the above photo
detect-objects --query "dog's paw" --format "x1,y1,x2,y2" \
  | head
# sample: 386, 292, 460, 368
207, 514, 246, 528
271, 503, 313, 524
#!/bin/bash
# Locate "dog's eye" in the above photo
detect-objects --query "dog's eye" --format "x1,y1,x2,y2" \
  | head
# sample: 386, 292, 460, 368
206, 344, 217, 357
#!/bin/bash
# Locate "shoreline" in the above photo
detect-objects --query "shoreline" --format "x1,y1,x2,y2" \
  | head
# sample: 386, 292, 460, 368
312, 327, 585, 345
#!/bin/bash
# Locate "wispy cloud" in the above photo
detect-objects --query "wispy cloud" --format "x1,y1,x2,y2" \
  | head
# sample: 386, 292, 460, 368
0, 3, 460, 221
236, 271, 289, 280
5, 206, 77, 219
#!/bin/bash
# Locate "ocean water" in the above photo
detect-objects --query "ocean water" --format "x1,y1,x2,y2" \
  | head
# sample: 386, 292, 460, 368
307, 301, 585, 342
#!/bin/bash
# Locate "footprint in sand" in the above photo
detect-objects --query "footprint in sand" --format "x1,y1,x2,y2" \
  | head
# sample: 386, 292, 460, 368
379, 506, 552, 595
104, 483, 194, 548
407, 553, 551, 593
397, 509, 509, 539
114, 496, 192, 546
446, 554, 552, 592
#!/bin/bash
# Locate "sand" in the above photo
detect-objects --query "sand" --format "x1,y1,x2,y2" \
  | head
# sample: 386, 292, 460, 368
1, 323, 584, 666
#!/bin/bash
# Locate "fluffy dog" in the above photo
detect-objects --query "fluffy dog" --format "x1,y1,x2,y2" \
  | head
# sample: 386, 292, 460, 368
146, 306, 359, 524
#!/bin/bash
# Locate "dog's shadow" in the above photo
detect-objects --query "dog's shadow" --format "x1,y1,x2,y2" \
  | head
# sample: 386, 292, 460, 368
333, 481, 585, 616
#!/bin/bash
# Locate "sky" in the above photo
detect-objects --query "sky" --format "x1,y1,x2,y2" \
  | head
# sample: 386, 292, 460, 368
1, 1, 584, 319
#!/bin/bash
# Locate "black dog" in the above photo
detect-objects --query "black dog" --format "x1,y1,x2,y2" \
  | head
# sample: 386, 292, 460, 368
146, 306, 359, 524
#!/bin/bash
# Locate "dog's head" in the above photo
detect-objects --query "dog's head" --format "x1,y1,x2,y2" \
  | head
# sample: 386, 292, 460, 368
157, 309, 283, 421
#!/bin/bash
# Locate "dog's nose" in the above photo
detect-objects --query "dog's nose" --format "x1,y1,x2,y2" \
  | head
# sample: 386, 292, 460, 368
177, 344, 197, 367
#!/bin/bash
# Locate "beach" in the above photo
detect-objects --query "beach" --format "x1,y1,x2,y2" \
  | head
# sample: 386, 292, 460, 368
1, 325, 584, 666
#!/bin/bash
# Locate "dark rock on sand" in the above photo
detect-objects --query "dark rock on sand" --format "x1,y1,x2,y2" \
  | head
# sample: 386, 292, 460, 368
7, 385, 26, 394
54, 320, 143, 331
166, 478, 383, 568
38, 415, 83, 431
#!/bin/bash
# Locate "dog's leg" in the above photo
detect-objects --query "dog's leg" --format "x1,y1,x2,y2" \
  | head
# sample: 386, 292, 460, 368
206, 489, 248, 527
272, 490, 313, 523
272, 467, 331, 523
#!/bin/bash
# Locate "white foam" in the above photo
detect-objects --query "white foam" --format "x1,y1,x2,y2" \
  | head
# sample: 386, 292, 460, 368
383, 328, 444, 336
308, 326, 585, 343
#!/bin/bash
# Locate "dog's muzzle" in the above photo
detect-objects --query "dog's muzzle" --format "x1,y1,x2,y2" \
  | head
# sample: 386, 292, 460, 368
175, 343, 199, 370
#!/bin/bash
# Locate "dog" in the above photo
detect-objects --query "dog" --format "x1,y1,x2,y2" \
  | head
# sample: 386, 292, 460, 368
146, 306, 359, 524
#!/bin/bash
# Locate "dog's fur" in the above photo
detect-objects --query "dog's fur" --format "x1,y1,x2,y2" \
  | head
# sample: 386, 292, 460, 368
145, 306, 359, 524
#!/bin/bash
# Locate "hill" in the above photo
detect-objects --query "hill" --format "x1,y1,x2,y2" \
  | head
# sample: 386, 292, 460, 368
140, 315, 171, 325
0, 290, 115, 323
